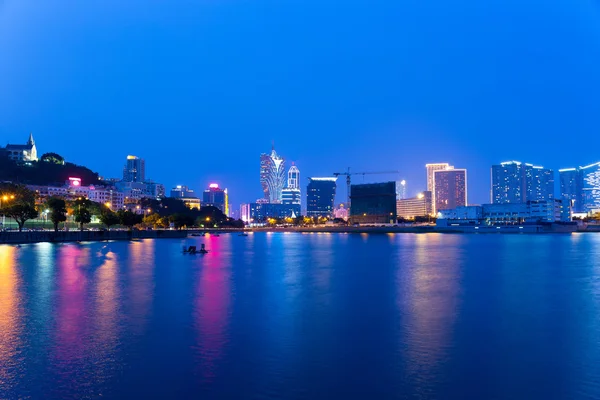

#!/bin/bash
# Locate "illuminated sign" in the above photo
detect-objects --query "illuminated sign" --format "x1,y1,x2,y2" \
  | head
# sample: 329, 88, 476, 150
209, 183, 219, 189
69, 177, 82, 187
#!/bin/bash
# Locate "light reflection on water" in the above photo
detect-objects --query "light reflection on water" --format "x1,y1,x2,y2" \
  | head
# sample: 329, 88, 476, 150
1, 234, 600, 399
0, 246, 21, 392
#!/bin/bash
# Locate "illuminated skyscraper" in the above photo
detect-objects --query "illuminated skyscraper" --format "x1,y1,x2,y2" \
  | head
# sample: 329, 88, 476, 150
287, 164, 300, 189
491, 161, 554, 204
559, 168, 583, 213
260, 145, 286, 203
561, 162, 600, 213
433, 168, 467, 213
123, 155, 145, 183
426, 163, 452, 192
426, 163, 453, 213
282, 164, 301, 206
203, 183, 229, 215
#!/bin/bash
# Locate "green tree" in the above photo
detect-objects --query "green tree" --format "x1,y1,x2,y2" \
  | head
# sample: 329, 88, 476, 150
72, 198, 93, 231
40, 152, 65, 165
46, 196, 67, 232
0, 184, 38, 232
142, 212, 162, 228
117, 210, 143, 230
100, 210, 120, 229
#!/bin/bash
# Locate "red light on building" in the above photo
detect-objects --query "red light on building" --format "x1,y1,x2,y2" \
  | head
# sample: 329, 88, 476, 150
69, 177, 82, 187
209, 183, 219, 189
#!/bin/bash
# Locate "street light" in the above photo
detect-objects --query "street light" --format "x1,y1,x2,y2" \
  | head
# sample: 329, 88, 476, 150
0, 194, 15, 229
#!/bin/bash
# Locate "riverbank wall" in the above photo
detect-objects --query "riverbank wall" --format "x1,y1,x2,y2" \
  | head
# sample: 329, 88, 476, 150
0, 230, 188, 244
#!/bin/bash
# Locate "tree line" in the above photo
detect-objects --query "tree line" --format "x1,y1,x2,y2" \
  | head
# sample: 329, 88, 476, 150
0, 183, 243, 232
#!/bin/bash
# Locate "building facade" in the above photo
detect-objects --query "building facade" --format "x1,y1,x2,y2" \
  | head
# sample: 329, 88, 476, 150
306, 177, 337, 218
433, 168, 467, 213
426, 163, 452, 192
260, 146, 286, 203
123, 155, 145, 183
491, 161, 554, 204
243, 202, 300, 222
396, 191, 433, 219
558, 161, 600, 214
350, 182, 397, 224
3, 133, 38, 162
203, 183, 229, 215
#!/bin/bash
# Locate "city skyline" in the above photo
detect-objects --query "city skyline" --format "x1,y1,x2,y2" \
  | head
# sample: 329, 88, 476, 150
3, 1, 600, 207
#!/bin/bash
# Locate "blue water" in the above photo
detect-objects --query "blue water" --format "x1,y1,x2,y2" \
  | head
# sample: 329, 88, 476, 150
1, 232, 600, 399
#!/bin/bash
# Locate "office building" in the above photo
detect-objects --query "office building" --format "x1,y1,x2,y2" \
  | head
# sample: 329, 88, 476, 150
397, 191, 433, 219
491, 161, 554, 204
123, 155, 145, 183
170, 185, 196, 198
350, 182, 397, 224
2, 133, 38, 162
306, 177, 337, 218
433, 168, 467, 213
170, 185, 200, 209
260, 146, 286, 203
203, 183, 229, 215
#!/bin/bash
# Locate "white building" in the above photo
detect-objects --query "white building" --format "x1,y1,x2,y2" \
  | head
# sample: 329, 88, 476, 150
3, 133, 38, 162
437, 200, 566, 225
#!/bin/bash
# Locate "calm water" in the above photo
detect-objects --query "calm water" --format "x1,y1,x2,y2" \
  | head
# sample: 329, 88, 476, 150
1, 233, 600, 399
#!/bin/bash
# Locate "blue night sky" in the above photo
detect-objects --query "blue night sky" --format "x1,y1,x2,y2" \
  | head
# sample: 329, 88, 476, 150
1, 0, 600, 208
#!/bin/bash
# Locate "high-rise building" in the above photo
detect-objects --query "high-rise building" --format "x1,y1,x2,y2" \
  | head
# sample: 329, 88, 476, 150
260, 146, 286, 203
433, 168, 467, 213
350, 182, 397, 224
287, 164, 300, 189
203, 183, 229, 215
559, 168, 583, 214
123, 155, 145, 183
306, 177, 337, 218
397, 180, 407, 200
426, 163, 453, 214
426, 163, 452, 192
491, 161, 554, 204
581, 162, 600, 212
397, 191, 433, 219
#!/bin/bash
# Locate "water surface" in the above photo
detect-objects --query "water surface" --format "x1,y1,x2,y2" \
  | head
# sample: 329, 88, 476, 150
1, 233, 600, 399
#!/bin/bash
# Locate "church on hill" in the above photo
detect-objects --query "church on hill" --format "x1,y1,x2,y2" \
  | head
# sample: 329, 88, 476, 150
2, 133, 38, 162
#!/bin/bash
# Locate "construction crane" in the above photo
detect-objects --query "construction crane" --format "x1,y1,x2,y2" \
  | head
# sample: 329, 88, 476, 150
333, 168, 400, 208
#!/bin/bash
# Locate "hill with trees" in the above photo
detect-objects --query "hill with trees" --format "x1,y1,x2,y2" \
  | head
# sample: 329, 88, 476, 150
0, 153, 100, 186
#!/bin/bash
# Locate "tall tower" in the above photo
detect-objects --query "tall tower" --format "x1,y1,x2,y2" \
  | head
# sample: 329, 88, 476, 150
259, 145, 286, 203
287, 164, 300, 189
426, 163, 452, 213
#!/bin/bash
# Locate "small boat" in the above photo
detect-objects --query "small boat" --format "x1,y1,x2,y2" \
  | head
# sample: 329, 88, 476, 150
212, 233, 220, 237
238, 233, 248, 237
190, 233, 202, 237
183, 244, 209, 254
